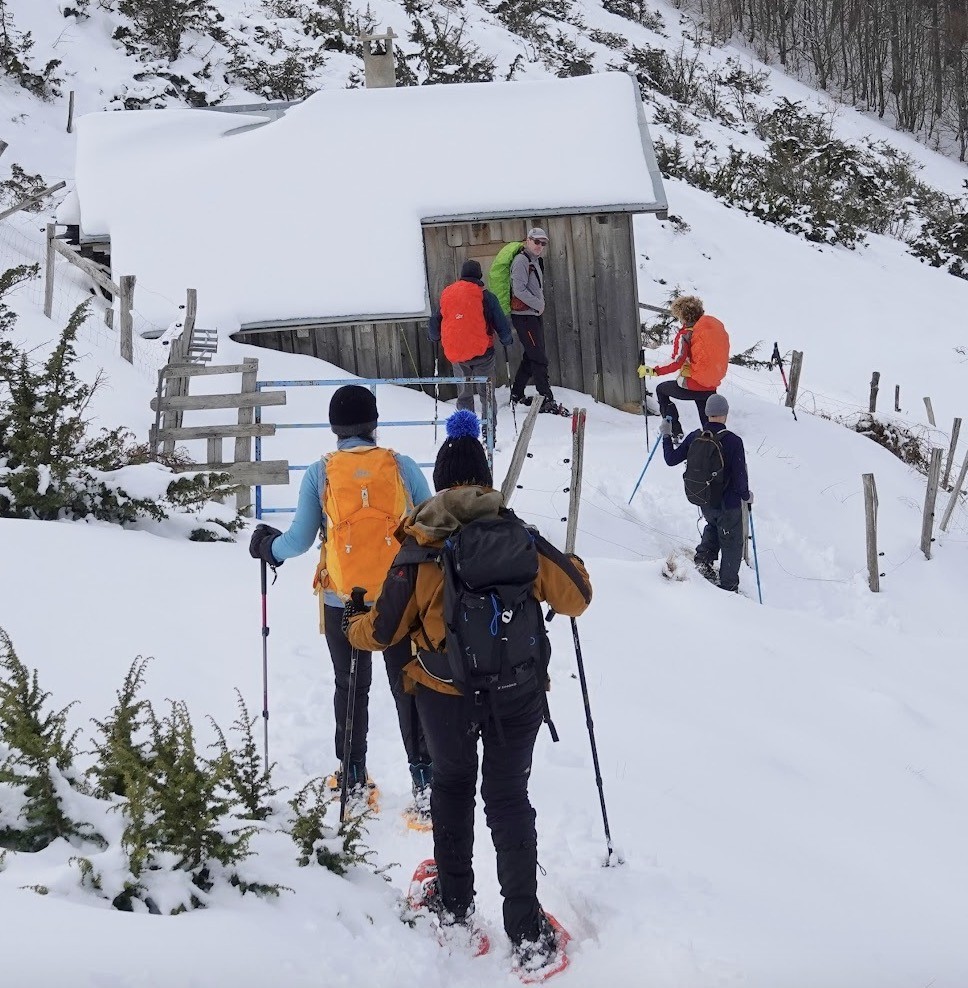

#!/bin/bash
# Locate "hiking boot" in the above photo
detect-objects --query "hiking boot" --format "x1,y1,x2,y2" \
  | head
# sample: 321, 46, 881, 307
512, 910, 559, 973
409, 762, 432, 819
694, 558, 717, 583
326, 762, 374, 802
538, 397, 570, 416
409, 860, 472, 925
510, 393, 533, 407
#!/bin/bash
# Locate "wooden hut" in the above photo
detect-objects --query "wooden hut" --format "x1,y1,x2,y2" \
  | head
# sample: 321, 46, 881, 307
71, 72, 667, 409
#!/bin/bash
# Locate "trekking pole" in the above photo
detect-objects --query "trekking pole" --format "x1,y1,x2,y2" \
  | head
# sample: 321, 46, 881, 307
339, 586, 367, 824
771, 342, 798, 422
504, 344, 518, 437
259, 559, 270, 769
570, 614, 618, 866
627, 418, 670, 504
433, 346, 440, 443
748, 507, 764, 605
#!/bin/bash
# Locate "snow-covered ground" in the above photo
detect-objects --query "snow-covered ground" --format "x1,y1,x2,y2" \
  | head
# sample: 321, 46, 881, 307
2, 0, 968, 985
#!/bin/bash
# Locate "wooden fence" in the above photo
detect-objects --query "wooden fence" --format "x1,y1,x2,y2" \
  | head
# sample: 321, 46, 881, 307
44, 222, 135, 362
150, 309, 289, 516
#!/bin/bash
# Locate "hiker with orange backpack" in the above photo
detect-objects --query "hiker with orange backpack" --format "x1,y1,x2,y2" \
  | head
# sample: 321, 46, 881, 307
248, 385, 433, 818
428, 259, 513, 445
639, 295, 730, 442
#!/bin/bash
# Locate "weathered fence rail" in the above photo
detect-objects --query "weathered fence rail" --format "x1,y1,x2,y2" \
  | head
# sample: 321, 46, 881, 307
150, 337, 289, 515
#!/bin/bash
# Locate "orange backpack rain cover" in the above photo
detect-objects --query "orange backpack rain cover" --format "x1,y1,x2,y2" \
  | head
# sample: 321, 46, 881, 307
440, 280, 489, 363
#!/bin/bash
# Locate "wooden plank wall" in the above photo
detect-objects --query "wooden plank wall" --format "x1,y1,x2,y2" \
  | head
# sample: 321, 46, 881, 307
238, 213, 642, 410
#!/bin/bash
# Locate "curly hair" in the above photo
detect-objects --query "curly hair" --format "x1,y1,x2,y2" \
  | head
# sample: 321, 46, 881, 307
670, 295, 704, 326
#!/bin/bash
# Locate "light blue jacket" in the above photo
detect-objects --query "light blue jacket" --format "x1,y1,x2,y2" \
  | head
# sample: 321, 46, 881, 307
270, 436, 432, 607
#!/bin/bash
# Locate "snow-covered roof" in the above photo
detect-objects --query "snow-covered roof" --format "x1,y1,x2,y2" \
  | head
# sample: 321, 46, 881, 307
73, 73, 666, 331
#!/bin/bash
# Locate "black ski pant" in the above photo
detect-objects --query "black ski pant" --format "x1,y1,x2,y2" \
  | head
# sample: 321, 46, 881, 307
415, 681, 544, 943
656, 380, 715, 433
323, 604, 429, 770
695, 505, 744, 592
511, 314, 553, 402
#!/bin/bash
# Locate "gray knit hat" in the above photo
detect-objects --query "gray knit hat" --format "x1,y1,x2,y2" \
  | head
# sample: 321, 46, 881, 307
705, 394, 729, 417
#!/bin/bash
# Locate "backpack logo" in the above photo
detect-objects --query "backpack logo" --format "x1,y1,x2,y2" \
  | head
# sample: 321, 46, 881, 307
683, 430, 727, 507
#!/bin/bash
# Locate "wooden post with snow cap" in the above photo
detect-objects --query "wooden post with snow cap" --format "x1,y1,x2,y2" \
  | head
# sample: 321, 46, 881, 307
894, 385, 900, 413
67, 91, 75, 134
923, 396, 936, 426
920, 448, 943, 559
862, 473, 880, 592
942, 417, 961, 490
119, 274, 135, 364
234, 357, 260, 517
44, 223, 56, 318
785, 350, 803, 410
868, 371, 880, 413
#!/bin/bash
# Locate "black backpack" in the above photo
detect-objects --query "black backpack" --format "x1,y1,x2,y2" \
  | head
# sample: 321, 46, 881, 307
441, 514, 547, 688
683, 429, 727, 507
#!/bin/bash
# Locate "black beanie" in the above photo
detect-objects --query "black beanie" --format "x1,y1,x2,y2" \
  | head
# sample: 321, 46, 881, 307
329, 384, 378, 438
433, 410, 492, 492
460, 259, 483, 281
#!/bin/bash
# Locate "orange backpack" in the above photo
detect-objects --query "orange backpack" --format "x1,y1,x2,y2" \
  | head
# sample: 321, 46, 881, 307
311, 447, 410, 618
440, 280, 490, 363
688, 314, 730, 390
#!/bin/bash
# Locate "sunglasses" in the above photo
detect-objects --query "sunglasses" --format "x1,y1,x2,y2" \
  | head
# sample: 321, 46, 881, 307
530, 238, 549, 246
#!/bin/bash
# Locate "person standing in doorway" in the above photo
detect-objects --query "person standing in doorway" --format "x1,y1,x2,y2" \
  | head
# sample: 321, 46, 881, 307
509, 228, 568, 416
429, 259, 513, 447
248, 385, 434, 819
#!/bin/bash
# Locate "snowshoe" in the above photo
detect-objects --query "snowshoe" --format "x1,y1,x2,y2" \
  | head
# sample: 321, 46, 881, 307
538, 397, 570, 416
407, 859, 490, 957
512, 911, 571, 983
694, 558, 718, 584
403, 772, 432, 832
324, 766, 380, 813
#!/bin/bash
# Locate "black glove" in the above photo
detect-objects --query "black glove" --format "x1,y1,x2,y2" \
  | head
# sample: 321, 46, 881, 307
249, 524, 283, 567
341, 595, 371, 636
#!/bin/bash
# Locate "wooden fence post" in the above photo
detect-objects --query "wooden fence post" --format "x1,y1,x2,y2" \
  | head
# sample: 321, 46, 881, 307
118, 274, 135, 363
940, 453, 968, 533
924, 396, 936, 426
66, 90, 75, 134
862, 473, 880, 592
868, 371, 880, 413
44, 223, 56, 318
785, 350, 803, 409
235, 358, 259, 517
894, 385, 900, 413
0, 140, 7, 159
921, 448, 943, 559
942, 417, 961, 490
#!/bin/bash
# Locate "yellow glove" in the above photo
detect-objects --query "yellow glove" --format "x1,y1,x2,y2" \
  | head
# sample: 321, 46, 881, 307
637, 364, 658, 379
680, 363, 692, 379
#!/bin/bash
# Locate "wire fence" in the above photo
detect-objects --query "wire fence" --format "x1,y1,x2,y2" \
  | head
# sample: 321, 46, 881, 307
0, 209, 175, 380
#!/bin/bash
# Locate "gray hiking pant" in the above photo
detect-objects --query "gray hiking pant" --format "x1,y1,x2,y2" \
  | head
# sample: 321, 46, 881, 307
453, 348, 497, 439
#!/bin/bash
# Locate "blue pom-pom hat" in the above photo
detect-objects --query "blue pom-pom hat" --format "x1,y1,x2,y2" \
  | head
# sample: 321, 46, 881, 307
433, 410, 492, 492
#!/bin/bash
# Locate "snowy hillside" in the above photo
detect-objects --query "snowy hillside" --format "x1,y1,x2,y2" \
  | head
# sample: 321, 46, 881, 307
2, 1, 968, 986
